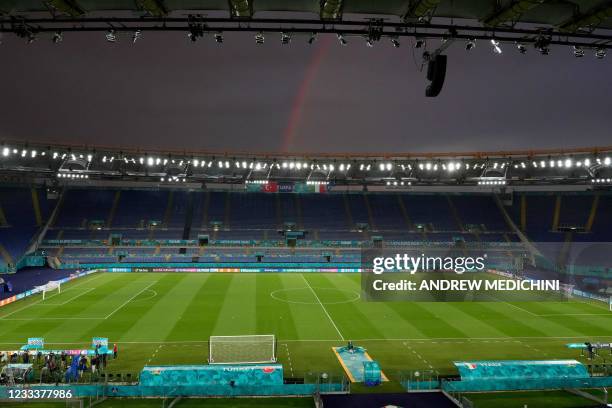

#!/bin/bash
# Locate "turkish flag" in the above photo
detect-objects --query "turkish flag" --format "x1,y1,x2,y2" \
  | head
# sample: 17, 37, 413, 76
263, 182, 278, 193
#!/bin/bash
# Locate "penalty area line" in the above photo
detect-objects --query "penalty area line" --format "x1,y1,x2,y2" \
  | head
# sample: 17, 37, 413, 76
104, 281, 158, 320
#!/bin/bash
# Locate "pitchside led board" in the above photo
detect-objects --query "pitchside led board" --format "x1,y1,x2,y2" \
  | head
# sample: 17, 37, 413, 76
360, 242, 612, 303
27, 338, 44, 350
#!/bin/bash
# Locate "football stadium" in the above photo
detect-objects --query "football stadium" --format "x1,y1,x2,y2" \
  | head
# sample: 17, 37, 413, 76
1, 1, 612, 407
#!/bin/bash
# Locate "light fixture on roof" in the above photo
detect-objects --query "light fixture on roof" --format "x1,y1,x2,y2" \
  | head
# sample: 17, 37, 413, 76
214, 32, 223, 43
490, 39, 502, 54
281, 32, 291, 45
337, 34, 348, 46
595, 48, 606, 59
52, 31, 63, 44
534, 37, 550, 55
465, 38, 476, 51
573, 45, 584, 58
25, 31, 37, 44
516, 42, 527, 54
255, 32, 265, 45
390, 38, 400, 48
106, 29, 117, 43
132, 30, 142, 44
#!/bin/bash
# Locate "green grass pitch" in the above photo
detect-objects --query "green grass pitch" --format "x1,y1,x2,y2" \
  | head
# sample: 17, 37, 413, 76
0, 271, 610, 381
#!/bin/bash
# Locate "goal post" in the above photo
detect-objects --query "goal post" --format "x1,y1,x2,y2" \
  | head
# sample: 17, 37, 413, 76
35, 280, 61, 300
208, 335, 277, 364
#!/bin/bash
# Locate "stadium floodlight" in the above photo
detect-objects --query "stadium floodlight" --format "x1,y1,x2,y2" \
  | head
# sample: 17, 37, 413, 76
573, 45, 584, 58
490, 39, 502, 54
214, 32, 223, 43
255, 32, 265, 45
132, 30, 142, 44
2, 147, 9, 157
595, 48, 606, 59
52, 31, 63, 44
26, 31, 36, 44
604, 157, 611, 166
584, 158, 591, 166
281, 32, 291, 45
106, 29, 117, 43
564, 158, 572, 168
390, 38, 400, 48
465, 38, 476, 51
337, 33, 347, 46
308, 32, 317, 44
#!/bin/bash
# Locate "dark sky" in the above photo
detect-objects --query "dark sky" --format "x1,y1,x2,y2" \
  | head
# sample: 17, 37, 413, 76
1, 30, 611, 154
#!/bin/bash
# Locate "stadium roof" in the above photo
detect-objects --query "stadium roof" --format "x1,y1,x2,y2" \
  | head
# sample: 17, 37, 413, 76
2, 0, 611, 44
1, 0, 611, 31
1, 140, 611, 188
3, 1, 611, 98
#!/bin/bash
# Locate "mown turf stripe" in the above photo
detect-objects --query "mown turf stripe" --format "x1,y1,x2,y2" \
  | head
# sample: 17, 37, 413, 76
276, 274, 341, 341
0, 273, 136, 343
211, 273, 258, 336
166, 273, 235, 341
114, 274, 202, 341
255, 273, 299, 340
41, 274, 162, 343
385, 302, 468, 339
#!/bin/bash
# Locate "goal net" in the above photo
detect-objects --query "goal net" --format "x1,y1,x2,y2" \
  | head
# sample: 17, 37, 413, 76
208, 335, 276, 364
35, 280, 61, 300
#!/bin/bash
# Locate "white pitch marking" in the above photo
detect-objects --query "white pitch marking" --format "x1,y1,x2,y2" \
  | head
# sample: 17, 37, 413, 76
0, 335, 610, 346
104, 281, 157, 320
43, 288, 96, 306
0, 273, 106, 319
500, 301, 539, 317
283, 343, 294, 377
1, 317, 104, 320
300, 274, 344, 341
537, 313, 611, 317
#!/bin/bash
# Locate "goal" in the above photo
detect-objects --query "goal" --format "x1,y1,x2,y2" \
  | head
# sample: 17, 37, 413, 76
208, 335, 277, 364
35, 280, 61, 300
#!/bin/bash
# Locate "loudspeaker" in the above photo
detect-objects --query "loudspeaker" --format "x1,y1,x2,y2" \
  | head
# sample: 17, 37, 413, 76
425, 55, 447, 97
